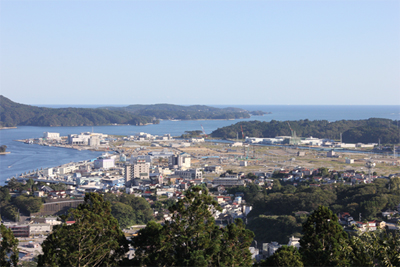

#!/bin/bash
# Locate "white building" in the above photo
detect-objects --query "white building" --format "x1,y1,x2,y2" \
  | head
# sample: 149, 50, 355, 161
169, 153, 191, 169
287, 236, 300, 249
94, 157, 115, 170
189, 138, 205, 143
43, 132, 60, 140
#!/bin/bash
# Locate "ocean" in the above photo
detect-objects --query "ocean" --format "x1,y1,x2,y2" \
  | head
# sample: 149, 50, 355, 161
1, 105, 399, 184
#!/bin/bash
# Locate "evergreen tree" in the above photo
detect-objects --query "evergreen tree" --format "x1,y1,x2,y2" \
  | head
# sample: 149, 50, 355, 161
258, 246, 303, 267
349, 229, 400, 266
216, 218, 255, 266
132, 186, 254, 267
0, 224, 19, 267
299, 206, 349, 266
38, 193, 129, 267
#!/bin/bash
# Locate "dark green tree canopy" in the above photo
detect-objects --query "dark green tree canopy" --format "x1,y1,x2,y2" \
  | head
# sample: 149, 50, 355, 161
0, 224, 19, 267
38, 193, 129, 267
132, 186, 254, 267
299, 206, 349, 266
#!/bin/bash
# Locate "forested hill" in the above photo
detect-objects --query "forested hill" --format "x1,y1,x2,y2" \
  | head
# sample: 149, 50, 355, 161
0, 96, 158, 127
103, 104, 250, 120
211, 118, 400, 144
0, 96, 251, 127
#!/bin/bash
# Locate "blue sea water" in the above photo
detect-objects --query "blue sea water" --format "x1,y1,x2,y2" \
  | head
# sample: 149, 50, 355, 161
0, 105, 399, 184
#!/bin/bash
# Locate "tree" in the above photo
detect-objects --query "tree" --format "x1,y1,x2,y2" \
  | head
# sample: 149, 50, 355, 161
38, 193, 129, 267
13, 195, 42, 214
349, 229, 400, 266
0, 145, 7, 153
216, 218, 255, 266
111, 202, 136, 229
0, 224, 19, 267
119, 194, 153, 224
259, 246, 303, 267
131, 186, 254, 267
246, 173, 257, 180
318, 167, 329, 177
299, 206, 349, 266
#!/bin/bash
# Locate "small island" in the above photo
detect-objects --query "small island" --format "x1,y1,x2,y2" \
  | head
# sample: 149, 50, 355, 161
249, 110, 272, 116
0, 145, 10, 155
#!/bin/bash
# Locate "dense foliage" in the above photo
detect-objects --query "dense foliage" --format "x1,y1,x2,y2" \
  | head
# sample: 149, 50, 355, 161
349, 229, 400, 266
300, 206, 349, 266
0, 179, 44, 220
211, 118, 400, 144
104, 193, 154, 228
0, 224, 19, 267
38, 193, 129, 266
228, 178, 400, 245
131, 186, 255, 267
247, 215, 302, 244
258, 206, 400, 267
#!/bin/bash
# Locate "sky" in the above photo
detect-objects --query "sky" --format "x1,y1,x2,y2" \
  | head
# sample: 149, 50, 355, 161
1, 0, 399, 106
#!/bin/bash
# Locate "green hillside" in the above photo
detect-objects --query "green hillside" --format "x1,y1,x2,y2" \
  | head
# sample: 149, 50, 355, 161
0, 96, 157, 127
211, 118, 400, 144
0, 96, 251, 127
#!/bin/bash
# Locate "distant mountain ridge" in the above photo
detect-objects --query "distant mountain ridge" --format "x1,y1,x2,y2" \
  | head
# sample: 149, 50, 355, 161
0, 96, 250, 127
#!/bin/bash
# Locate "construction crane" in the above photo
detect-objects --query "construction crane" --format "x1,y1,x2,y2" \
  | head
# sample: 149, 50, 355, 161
287, 122, 300, 145
240, 125, 247, 159
201, 125, 208, 138
287, 122, 293, 136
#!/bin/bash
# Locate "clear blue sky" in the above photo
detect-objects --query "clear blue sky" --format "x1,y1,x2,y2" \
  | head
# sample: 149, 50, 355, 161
1, 0, 399, 105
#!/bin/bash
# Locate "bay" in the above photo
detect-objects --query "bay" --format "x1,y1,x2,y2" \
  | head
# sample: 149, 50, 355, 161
0, 105, 399, 184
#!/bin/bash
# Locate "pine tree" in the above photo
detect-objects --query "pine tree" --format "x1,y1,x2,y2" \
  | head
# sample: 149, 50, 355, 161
215, 218, 255, 266
38, 193, 129, 267
132, 186, 254, 267
0, 224, 19, 267
349, 229, 400, 266
299, 206, 349, 266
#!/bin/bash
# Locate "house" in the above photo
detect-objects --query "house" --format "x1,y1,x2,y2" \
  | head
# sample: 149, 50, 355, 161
34, 191, 45, 197
217, 185, 226, 193
288, 236, 300, 249
41, 186, 54, 193
371, 220, 386, 229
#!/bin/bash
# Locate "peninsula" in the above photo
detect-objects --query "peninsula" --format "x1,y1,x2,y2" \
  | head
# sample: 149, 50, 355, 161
0, 96, 259, 127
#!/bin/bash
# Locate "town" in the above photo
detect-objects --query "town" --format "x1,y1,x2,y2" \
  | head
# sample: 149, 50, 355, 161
4, 130, 400, 263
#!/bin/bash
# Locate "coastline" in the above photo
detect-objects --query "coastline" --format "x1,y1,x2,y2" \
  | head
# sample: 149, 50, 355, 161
0, 152, 10, 155
0, 127, 17, 130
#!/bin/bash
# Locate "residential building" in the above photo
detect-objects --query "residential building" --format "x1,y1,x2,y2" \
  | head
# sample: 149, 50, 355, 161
174, 168, 202, 179
125, 159, 150, 182
169, 153, 191, 169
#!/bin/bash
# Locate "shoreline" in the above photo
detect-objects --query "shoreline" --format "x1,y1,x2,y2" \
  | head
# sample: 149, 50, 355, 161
0, 152, 11, 155
15, 139, 111, 152
0, 127, 17, 130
